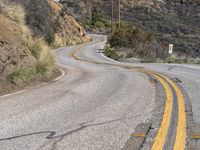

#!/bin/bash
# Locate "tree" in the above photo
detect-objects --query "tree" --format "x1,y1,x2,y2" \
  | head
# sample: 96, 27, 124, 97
91, 9, 103, 25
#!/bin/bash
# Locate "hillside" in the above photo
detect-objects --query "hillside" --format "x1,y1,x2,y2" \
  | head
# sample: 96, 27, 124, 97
61, 0, 200, 59
0, 13, 36, 78
11, 0, 91, 46
0, 0, 90, 94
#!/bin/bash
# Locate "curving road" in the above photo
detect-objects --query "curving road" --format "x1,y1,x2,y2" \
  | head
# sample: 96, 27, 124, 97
0, 35, 200, 150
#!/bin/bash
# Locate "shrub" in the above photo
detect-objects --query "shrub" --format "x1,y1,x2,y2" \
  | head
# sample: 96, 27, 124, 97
8, 66, 38, 84
91, 9, 103, 25
166, 55, 190, 64
102, 19, 111, 28
90, 9, 110, 29
45, 26, 55, 45
108, 23, 168, 61
109, 24, 153, 48
9, 37, 56, 84
6, 35, 55, 85
104, 44, 122, 60
95, 21, 105, 28
29, 38, 55, 74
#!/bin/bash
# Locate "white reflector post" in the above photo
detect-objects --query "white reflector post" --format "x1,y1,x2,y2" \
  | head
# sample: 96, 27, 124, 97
169, 44, 173, 54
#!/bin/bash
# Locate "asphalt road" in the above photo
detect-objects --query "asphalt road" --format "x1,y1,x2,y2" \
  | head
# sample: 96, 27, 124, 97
139, 63, 200, 124
0, 35, 200, 150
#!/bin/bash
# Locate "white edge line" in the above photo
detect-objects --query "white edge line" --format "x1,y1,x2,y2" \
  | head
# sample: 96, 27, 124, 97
0, 90, 27, 99
53, 68, 65, 82
0, 68, 65, 98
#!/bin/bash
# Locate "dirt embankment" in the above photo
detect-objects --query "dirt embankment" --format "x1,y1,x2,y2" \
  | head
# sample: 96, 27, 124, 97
0, 0, 91, 95
0, 14, 35, 79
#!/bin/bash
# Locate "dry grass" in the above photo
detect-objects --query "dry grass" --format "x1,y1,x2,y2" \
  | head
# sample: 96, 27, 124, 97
7, 37, 55, 84
0, 0, 56, 83
2, 0, 55, 73
8, 38, 56, 84
29, 38, 55, 75
0, 0, 32, 41
5, 4, 25, 24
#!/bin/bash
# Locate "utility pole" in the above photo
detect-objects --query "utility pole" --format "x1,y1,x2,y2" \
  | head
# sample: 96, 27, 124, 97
110, 0, 114, 34
118, 0, 121, 30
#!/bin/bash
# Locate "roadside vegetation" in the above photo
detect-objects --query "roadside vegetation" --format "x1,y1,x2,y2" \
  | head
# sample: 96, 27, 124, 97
82, 9, 111, 32
0, 0, 55, 86
62, 0, 200, 63
166, 56, 200, 64
104, 22, 200, 64
103, 44, 122, 60
9, 38, 56, 85
104, 23, 167, 62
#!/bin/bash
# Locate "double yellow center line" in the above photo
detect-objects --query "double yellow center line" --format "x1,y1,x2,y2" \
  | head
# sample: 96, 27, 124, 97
151, 73, 186, 150
151, 73, 174, 150
162, 75, 186, 150
70, 45, 186, 150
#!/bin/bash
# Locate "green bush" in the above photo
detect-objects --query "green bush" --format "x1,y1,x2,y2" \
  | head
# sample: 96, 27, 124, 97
109, 24, 153, 48
95, 21, 105, 28
91, 9, 103, 25
45, 26, 55, 45
166, 56, 189, 64
102, 19, 111, 28
107, 23, 169, 61
104, 44, 122, 60
90, 9, 110, 29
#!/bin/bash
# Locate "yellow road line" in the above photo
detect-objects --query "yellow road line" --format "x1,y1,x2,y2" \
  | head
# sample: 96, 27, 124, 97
70, 47, 82, 60
151, 74, 173, 150
131, 134, 145, 137
70, 45, 186, 149
191, 135, 200, 139
160, 74, 186, 150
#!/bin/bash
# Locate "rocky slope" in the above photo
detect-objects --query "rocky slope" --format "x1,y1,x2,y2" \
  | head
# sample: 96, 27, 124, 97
62, 0, 200, 58
0, 0, 90, 91
11, 0, 91, 46
0, 0, 36, 80
0, 14, 35, 78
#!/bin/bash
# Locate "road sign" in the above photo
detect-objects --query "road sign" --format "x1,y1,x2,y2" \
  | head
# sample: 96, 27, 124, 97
169, 44, 173, 54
